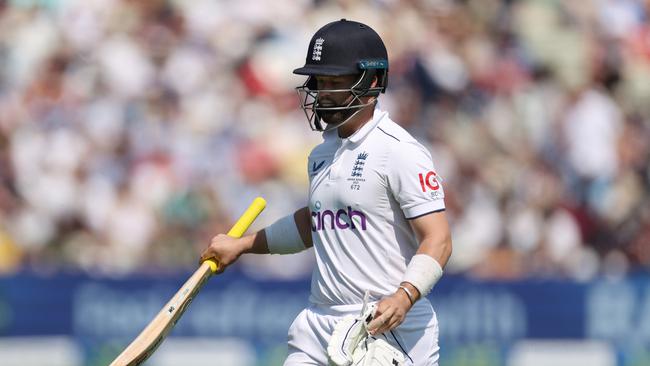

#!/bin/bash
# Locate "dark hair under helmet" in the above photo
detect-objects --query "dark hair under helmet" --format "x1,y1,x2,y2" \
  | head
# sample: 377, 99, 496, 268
294, 19, 389, 131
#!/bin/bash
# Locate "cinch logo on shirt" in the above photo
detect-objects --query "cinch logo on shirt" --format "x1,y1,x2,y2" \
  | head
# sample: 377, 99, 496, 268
311, 207, 367, 231
418, 171, 440, 192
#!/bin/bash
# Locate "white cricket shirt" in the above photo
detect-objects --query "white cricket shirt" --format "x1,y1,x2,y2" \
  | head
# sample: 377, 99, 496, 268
307, 105, 445, 306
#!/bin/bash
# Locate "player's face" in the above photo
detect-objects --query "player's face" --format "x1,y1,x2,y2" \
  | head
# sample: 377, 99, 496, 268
314, 75, 357, 125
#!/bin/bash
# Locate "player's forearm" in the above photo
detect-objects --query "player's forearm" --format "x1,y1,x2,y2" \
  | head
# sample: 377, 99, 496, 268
245, 207, 313, 255
403, 211, 452, 300
293, 206, 313, 248
399, 240, 449, 303
400, 234, 450, 301
241, 230, 270, 254
415, 229, 452, 268
399, 234, 450, 301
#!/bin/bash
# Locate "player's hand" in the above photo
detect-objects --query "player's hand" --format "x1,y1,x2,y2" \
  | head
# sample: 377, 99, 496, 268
366, 289, 413, 336
200, 234, 249, 273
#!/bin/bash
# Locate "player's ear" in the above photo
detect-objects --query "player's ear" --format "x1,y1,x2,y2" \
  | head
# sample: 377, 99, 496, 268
371, 75, 378, 88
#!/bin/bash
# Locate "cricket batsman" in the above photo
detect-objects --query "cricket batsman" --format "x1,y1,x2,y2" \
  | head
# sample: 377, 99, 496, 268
202, 19, 453, 366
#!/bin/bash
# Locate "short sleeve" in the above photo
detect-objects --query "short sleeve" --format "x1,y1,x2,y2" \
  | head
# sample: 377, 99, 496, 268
387, 141, 445, 219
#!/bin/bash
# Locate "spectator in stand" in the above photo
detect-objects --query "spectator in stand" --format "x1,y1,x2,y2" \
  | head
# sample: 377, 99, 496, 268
0, 0, 648, 277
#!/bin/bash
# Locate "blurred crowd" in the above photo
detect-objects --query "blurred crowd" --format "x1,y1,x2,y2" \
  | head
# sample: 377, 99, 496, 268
0, 0, 648, 280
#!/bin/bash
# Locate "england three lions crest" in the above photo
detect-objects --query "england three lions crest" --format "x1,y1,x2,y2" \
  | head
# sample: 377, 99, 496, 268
312, 38, 324, 61
348, 152, 368, 191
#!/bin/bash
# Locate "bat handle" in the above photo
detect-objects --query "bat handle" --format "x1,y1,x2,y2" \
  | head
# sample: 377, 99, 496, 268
203, 197, 267, 273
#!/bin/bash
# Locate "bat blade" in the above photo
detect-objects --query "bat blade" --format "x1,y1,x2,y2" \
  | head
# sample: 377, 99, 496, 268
109, 197, 266, 366
109, 263, 212, 366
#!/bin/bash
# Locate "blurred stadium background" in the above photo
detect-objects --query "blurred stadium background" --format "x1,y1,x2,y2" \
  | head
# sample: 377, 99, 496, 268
0, 0, 649, 365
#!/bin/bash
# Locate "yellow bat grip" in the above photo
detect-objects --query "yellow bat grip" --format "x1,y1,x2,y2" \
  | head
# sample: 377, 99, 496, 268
204, 197, 267, 273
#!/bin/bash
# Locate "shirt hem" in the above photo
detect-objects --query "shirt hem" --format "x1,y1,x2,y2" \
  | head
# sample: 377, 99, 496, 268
402, 201, 446, 219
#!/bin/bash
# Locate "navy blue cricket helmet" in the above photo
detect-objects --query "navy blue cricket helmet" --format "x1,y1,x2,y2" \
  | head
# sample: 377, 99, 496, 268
294, 19, 389, 131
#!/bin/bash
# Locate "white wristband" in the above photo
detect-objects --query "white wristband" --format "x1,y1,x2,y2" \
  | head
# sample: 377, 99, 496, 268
402, 254, 443, 298
265, 213, 306, 254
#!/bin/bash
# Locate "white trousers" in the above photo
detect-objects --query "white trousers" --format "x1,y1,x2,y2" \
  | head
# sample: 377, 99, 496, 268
283, 300, 439, 366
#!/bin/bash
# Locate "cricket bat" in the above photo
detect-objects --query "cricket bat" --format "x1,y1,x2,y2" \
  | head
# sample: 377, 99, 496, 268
109, 197, 267, 366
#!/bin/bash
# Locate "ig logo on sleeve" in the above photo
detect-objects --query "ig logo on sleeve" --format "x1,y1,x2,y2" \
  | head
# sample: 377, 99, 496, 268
418, 171, 442, 199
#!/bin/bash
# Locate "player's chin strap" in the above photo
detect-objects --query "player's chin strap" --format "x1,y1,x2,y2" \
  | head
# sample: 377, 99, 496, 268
327, 291, 405, 366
